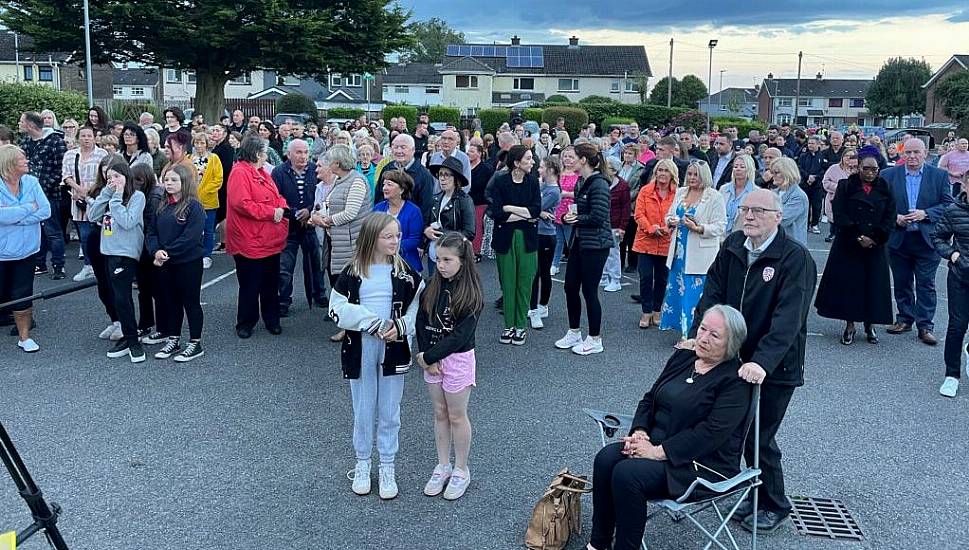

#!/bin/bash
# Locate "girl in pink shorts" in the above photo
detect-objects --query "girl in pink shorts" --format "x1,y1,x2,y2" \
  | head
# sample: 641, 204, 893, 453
415, 233, 483, 501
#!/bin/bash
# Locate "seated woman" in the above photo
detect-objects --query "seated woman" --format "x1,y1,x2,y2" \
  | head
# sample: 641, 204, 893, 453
588, 304, 752, 550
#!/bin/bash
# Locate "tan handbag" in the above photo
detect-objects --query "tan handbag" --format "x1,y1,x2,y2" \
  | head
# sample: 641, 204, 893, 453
524, 469, 593, 550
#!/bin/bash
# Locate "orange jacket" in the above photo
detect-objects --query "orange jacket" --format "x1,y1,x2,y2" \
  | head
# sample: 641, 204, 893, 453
633, 182, 676, 255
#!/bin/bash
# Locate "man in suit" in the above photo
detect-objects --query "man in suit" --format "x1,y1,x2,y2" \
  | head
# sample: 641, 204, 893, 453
883, 138, 954, 345
707, 134, 735, 189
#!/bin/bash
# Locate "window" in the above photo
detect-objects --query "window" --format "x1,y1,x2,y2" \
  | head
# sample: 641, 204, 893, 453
230, 73, 252, 85
346, 74, 361, 87
112, 86, 123, 96
394, 85, 409, 93
777, 114, 792, 124
558, 78, 579, 92
797, 98, 811, 106
38, 66, 53, 82
777, 98, 792, 107
513, 77, 534, 90
455, 75, 478, 88
611, 79, 640, 93
186, 70, 196, 83
131, 87, 145, 97
382, 85, 388, 93
165, 69, 181, 83
23, 66, 33, 81
828, 98, 843, 108
425, 86, 440, 94
330, 74, 342, 88
329, 73, 360, 88
850, 98, 865, 108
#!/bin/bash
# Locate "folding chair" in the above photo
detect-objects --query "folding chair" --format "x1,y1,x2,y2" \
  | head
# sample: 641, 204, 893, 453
582, 386, 762, 550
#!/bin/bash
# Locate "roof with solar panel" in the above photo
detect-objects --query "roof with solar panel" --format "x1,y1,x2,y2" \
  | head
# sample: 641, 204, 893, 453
441, 37, 651, 77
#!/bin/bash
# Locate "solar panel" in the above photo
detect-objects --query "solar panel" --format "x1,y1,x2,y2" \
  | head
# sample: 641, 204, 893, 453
506, 46, 543, 68
459, 45, 472, 56
495, 46, 507, 57
530, 46, 543, 56
446, 45, 459, 56
530, 55, 544, 68
471, 46, 484, 56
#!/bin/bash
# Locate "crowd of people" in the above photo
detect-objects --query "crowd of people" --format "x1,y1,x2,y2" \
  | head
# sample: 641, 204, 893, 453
2, 105, 969, 542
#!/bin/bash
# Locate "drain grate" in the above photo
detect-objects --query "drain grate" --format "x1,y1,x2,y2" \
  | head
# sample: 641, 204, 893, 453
789, 496, 864, 541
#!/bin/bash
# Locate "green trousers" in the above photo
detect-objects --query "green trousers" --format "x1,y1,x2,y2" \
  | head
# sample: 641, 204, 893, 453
496, 229, 538, 329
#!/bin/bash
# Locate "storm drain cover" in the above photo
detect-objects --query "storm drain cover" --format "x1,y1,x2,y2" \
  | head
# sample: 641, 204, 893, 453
789, 496, 864, 541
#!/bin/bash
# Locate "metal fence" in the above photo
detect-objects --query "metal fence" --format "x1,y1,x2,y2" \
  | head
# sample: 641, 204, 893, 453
91, 98, 275, 122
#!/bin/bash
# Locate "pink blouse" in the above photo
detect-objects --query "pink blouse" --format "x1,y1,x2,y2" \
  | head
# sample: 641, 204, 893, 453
554, 172, 580, 223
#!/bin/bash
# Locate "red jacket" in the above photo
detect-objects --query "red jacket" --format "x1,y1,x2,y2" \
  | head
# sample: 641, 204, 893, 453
609, 177, 631, 229
226, 161, 289, 258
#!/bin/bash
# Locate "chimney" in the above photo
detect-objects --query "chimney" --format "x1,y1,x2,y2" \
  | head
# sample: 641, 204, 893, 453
767, 72, 774, 81
816, 72, 823, 80
568, 36, 579, 48
511, 35, 521, 46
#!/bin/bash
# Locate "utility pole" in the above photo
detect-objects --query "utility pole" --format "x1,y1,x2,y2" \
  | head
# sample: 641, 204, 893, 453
83, 0, 94, 106
719, 69, 726, 110
667, 38, 673, 108
706, 39, 717, 132
793, 51, 803, 126
12, 32, 20, 82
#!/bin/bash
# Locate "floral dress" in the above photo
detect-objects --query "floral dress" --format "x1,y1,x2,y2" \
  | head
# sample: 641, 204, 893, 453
659, 202, 706, 336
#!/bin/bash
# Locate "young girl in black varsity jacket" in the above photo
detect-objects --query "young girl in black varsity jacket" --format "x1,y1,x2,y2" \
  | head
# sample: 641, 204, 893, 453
329, 211, 424, 501
415, 232, 483, 501
146, 164, 206, 362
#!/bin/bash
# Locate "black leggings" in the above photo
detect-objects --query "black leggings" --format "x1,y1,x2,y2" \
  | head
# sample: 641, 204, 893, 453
87, 229, 117, 322
591, 442, 672, 550
234, 254, 281, 331
620, 218, 638, 269
136, 250, 160, 331
159, 259, 204, 339
563, 246, 609, 337
106, 256, 138, 342
530, 234, 555, 309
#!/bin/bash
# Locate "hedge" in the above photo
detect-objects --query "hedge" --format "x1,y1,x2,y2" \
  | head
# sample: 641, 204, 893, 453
712, 117, 766, 138
427, 105, 460, 128
0, 83, 88, 133
383, 104, 418, 130
541, 106, 588, 136
326, 107, 365, 120
478, 108, 510, 135
106, 102, 160, 123
602, 117, 636, 130
546, 94, 571, 103
276, 93, 318, 122
670, 110, 709, 133
577, 102, 690, 131
521, 108, 544, 123
578, 95, 616, 105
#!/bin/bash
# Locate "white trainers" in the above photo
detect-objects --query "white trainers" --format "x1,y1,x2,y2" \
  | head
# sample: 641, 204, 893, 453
378, 464, 398, 500
599, 277, 609, 287
443, 467, 470, 500
72, 265, 94, 282
109, 323, 124, 341
555, 330, 583, 349
550, 265, 559, 276
940, 376, 959, 398
348, 459, 371, 495
423, 463, 452, 496
572, 336, 604, 356
539, 304, 549, 318
18, 338, 39, 353
98, 322, 121, 340
528, 309, 544, 329
604, 281, 622, 292
202, 257, 213, 269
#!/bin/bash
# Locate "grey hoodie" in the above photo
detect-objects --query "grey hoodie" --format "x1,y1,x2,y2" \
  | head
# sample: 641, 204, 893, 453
87, 187, 146, 260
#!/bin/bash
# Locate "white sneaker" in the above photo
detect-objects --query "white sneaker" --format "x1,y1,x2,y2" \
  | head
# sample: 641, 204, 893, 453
18, 338, 39, 353
940, 376, 959, 398
572, 336, 604, 356
604, 281, 622, 292
378, 464, 398, 499
348, 460, 371, 495
550, 265, 559, 276
72, 265, 95, 282
443, 467, 470, 500
423, 463, 452, 496
539, 304, 549, 318
109, 323, 124, 341
99, 322, 120, 340
202, 257, 213, 269
555, 330, 583, 349
528, 309, 544, 329
599, 277, 609, 287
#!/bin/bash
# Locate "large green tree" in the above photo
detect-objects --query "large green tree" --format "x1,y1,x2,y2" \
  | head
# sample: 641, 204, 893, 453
648, 75, 708, 108
934, 71, 969, 134
2, 1, 412, 121
401, 17, 464, 63
865, 57, 933, 118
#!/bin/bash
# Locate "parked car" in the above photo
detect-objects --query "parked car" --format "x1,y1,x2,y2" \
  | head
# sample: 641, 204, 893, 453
274, 112, 314, 126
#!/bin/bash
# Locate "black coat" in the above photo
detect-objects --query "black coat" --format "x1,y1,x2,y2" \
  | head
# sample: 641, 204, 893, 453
426, 187, 476, 242
569, 172, 613, 251
415, 278, 479, 365
631, 349, 752, 497
690, 228, 817, 387
486, 171, 542, 255
815, 175, 895, 323
932, 192, 969, 283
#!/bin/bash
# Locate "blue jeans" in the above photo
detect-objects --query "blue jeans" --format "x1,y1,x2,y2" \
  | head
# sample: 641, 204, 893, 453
552, 223, 573, 267
203, 209, 217, 257
35, 197, 65, 269
278, 228, 326, 308
76, 221, 94, 265
602, 231, 622, 284
888, 233, 940, 331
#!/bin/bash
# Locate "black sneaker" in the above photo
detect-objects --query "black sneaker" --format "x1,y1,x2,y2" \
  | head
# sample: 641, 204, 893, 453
499, 328, 514, 344
51, 266, 66, 280
34, 266, 48, 276
512, 328, 527, 345
154, 337, 182, 359
279, 306, 290, 318
107, 339, 131, 358
129, 341, 146, 363
174, 340, 204, 363
140, 329, 167, 345
494, 297, 503, 309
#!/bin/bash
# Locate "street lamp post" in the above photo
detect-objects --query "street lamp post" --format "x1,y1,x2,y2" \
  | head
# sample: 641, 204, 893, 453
82, 0, 94, 106
9, 32, 20, 82
706, 39, 718, 132
719, 69, 726, 110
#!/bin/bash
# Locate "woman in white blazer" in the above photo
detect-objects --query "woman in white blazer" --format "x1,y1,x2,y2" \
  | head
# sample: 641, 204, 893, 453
659, 160, 727, 338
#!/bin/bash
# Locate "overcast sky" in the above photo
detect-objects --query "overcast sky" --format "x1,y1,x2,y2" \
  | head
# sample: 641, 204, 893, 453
403, 1, 968, 93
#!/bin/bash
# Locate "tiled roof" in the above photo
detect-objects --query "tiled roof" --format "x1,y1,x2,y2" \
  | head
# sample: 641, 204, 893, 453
439, 56, 496, 74
922, 54, 969, 88
113, 68, 158, 86
760, 78, 871, 98
0, 33, 71, 63
445, 44, 651, 77
704, 87, 758, 104
383, 63, 442, 84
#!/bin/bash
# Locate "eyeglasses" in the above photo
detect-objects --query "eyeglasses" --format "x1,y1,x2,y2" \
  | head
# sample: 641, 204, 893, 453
738, 206, 779, 216
689, 159, 708, 165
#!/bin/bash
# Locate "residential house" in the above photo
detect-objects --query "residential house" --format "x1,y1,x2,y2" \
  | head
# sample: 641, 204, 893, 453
382, 62, 443, 106
438, 36, 651, 114
247, 71, 384, 114
757, 73, 873, 127
112, 67, 159, 101
161, 68, 267, 102
697, 87, 758, 119
0, 33, 112, 99
923, 54, 969, 124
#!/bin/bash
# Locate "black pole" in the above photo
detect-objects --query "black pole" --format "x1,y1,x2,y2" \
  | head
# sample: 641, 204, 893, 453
0, 279, 96, 311
0, 421, 70, 550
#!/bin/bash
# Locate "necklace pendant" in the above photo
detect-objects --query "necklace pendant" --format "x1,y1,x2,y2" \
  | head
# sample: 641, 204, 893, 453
686, 377, 694, 384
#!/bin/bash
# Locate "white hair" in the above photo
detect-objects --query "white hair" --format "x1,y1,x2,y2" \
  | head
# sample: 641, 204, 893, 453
287, 138, 308, 154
